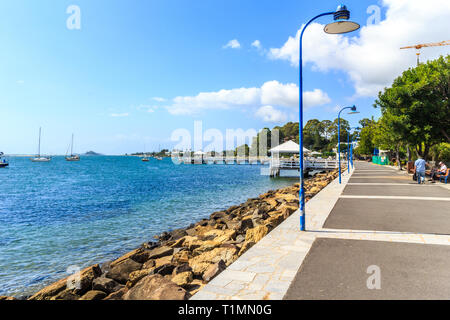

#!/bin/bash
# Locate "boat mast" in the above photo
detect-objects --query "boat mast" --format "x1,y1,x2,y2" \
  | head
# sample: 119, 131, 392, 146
38, 127, 41, 157
71, 134, 74, 156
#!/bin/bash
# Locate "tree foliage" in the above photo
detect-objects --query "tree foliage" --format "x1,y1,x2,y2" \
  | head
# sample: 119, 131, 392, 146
374, 55, 449, 159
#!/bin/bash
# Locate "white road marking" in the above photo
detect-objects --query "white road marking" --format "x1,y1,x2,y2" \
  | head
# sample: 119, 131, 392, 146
340, 195, 450, 201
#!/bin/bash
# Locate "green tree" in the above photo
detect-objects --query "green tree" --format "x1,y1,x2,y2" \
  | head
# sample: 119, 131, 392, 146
372, 111, 406, 168
355, 119, 376, 155
374, 55, 450, 159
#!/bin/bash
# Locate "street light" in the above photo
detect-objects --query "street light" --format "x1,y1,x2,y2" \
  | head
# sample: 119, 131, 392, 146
348, 127, 360, 171
337, 105, 359, 183
298, 5, 360, 231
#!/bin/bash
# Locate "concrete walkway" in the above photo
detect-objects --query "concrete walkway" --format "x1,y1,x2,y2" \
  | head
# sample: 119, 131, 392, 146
192, 161, 450, 300
285, 161, 450, 300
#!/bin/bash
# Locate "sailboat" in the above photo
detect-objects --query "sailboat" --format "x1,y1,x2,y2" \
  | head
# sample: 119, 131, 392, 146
65, 134, 80, 161
141, 144, 150, 162
155, 144, 163, 160
0, 152, 9, 168
31, 127, 51, 162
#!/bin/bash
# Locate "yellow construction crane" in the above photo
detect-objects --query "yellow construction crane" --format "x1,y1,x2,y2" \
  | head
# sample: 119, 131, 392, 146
400, 40, 450, 66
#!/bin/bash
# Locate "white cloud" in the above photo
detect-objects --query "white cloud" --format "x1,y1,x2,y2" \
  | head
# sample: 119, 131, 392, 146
136, 104, 158, 113
223, 39, 241, 49
164, 80, 330, 116
255, 105, 287, 123
152, 97, 166, 102
303, 88, 332, 107
268, 0, 450, 97
251, 40, 262, 49
110, 113, 129, 117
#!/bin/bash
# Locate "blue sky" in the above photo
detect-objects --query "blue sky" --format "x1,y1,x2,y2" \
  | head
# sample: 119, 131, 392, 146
1, 0, 448, 154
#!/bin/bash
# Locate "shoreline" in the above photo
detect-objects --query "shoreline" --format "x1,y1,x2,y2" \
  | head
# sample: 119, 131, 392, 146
1, 169, 339, 300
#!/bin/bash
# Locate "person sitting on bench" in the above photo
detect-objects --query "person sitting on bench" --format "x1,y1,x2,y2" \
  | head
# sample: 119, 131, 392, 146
430, 161, 447, 182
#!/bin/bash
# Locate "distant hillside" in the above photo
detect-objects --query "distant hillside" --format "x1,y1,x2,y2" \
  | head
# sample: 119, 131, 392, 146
83, 151, 103, 156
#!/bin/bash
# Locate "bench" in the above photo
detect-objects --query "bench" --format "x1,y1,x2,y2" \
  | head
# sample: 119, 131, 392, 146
436, 168, 450, 184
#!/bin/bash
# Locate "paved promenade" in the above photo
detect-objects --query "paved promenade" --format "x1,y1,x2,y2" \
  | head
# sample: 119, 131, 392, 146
192, 161, 450, 300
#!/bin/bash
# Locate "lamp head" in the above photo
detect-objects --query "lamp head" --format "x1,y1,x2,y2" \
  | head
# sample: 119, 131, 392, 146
334, 5, 350, 20
324, 5, 360, 34
348, 105, 360, 114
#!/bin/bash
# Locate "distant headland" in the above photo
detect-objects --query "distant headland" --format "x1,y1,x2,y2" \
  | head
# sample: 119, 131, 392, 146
83, 151, 103, 156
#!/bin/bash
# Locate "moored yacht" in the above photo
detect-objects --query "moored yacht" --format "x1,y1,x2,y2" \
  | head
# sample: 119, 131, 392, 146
65, 134, 80, 161
0, 152, 8, 167
31, 128, 51, 162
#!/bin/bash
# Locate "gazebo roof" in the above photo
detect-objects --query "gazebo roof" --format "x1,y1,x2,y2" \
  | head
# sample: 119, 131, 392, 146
269, 140, 310, 154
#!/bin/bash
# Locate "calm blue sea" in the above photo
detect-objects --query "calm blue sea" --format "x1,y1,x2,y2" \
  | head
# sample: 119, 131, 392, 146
0, 156, 295, 297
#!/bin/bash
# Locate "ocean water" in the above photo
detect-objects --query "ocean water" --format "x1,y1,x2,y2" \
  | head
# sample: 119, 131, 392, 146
0, 156, 296, 297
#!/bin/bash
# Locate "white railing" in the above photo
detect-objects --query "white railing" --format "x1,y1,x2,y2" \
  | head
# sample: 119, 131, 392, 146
305, 159, 338, 169
270, 159, 300, 169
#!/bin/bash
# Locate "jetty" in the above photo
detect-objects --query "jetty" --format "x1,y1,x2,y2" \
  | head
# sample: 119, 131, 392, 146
175, 141, 339, 177
177, 156, 270, 165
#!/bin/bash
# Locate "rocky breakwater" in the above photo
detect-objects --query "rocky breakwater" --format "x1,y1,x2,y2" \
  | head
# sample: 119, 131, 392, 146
22, 169, 339, 301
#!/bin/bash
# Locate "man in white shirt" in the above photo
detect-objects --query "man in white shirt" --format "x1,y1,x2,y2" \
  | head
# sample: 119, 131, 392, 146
430, 161, 448, 182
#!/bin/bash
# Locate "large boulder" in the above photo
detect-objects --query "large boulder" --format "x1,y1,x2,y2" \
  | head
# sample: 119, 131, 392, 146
203, 229, 236, 243
264, 212, 285, 228
28, 264, 101, 300
245, 225, 269, 243
173, 263, 192, 275
154, 263, 176, 276
309, 186, 321, 194
274, 193, 298, 202
51, 289, 80, 300
104, 287, 128, 300
142, 259, 156, 269
251, 208, 270, 226
110, 248, 152, 267
79, 290, 107, 300
126, 269, 155, 288
171, 271, 193, 287
209, 211, 225, 220
192, 240, 221, 255
263, 198, 279, 210
239, 216, 254, 232
92, 277, 122, 294
106, 258, 142, 284
122, 274, 190, 300
169, 228, 188, 240
278, 204, 298, 218
147, 246, 174, 260
238, 241, 255, 256
202, 260, 226, 282
0, 296, 17, 300
172, 250, 190, 264
189, 247, 238, 276
154, 255, 172, 268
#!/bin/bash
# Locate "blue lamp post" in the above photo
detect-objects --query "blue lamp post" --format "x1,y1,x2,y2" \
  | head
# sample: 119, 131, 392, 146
348, 127, 360, 171
298, 5, 359, 231
337, 105, 359, 183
